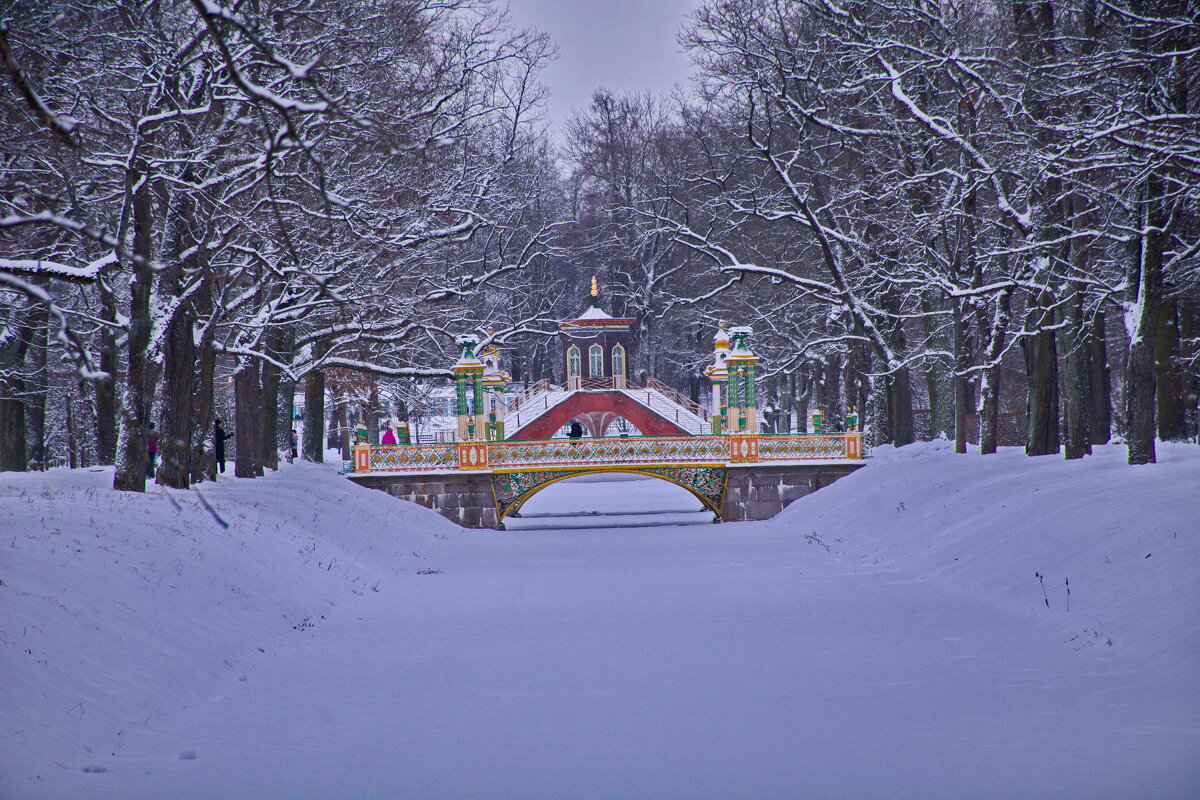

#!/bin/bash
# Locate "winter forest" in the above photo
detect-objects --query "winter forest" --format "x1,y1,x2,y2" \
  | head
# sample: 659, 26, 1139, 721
1, 0, 1198, 487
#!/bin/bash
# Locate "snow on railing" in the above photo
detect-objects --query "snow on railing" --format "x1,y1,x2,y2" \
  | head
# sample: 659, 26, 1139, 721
643, 377, 710, 422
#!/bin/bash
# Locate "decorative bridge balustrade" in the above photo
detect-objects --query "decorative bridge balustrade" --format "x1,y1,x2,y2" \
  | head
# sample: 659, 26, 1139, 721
352, 432, 865, 474
490, 435, 728, 469
364, 442, 460, 472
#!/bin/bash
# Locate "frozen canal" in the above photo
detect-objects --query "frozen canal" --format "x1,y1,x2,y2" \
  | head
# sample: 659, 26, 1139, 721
502, 473, 715, 530
60, 474, 1199, 799
6, 453, 1197, 800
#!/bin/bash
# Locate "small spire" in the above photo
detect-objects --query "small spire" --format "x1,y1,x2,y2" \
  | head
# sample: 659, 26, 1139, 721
590, 276, 598, 297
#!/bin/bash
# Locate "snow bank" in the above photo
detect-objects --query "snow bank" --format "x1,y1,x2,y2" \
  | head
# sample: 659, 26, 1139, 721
778, 441, 1200, 670
0, 463, 456, 784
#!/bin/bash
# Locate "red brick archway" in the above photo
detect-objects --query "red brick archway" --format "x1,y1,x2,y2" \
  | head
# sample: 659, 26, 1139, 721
509, 391, 693, 439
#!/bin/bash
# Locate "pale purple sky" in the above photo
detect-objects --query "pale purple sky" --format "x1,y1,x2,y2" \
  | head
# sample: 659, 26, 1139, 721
503, 0, 700, 140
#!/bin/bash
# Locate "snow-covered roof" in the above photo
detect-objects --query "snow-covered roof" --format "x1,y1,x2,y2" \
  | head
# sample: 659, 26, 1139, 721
560, 305, 634, 330
576, 305, 615, 321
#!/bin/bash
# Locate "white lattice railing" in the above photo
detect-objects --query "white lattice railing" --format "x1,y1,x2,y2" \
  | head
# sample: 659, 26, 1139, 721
643, 377, 711, 422
504, 380, 710, 437
619, 387, 708, 435
505, 389, 573, 432
352, 432, 865, 473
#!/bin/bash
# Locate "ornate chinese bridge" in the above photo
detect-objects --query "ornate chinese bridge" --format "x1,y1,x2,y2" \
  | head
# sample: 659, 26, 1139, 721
347, 430, 866, 529
346, 312, 867, 529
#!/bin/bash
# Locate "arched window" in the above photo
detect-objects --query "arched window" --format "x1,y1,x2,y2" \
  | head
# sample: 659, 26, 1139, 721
589, 344, 604, 377
567, 345, 581, 379
611, 343, 626, 381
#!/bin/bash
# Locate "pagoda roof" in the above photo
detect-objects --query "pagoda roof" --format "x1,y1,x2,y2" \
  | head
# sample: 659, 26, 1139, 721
560, 305, 634, 329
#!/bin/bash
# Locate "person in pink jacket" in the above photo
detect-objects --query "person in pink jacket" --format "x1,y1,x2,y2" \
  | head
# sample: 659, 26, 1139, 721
380, 425, 398, 445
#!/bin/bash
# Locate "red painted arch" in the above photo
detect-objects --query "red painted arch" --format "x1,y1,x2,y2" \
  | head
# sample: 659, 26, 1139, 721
509, 391, 693, 439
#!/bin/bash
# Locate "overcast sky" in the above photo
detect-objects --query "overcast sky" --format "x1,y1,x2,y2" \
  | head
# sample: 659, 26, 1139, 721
503, 0, 700, 142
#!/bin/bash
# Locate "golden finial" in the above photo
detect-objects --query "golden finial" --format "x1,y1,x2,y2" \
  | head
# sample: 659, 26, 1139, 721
590, 276, 598, 297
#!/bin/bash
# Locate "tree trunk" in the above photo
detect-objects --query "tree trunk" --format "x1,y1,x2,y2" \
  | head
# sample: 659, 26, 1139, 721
25, 305, 48, 469
327, 397, 340, 449
1180, 300, 1200, 442
952, 305, 968, 453
66, 393, 78, 469
0, 311, 30, 471
366, 383, 381, 446
888, 367, 915, 447
978, 364, 1001, 455
156, 304, 197, 488
869, 363, 888, 446
276, 329, 296, 457
1025, 304, 1060, 457
192, 333, 217, 483
113, 159, 156, 493
234, 360, 262, 478
260, 358, 280, 471
337, 400, 352, 457
1155, 297, 1186, 441
1087, 312, 1112, 445
95, 320, 118, 465
1125, 179, 1164, 466
923, 297, 955, 442
302, 370, 325, 462
0, 394, 24, 472
1060, 293, 1093, 460
821, 355, 842, 430
798, 371, 812, 434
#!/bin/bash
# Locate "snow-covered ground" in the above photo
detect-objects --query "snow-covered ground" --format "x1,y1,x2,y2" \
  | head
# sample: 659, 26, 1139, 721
1, 443, 1197, 799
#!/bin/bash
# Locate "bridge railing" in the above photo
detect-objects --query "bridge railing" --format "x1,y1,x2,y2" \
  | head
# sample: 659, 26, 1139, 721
507, 379, 556, 410
357, 442, 460, 472
351, 431, 865, 473
642, 376, 711, 422
490, 434, 727, 469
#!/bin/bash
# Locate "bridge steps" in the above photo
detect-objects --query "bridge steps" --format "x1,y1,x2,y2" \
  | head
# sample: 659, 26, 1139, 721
505, 384, 708, 438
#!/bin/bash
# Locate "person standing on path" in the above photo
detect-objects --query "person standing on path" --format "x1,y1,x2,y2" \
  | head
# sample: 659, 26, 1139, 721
214, 419, 233, 474
146, 423, 159, 478
290, 429, 298, 462
568, 419, 583, 439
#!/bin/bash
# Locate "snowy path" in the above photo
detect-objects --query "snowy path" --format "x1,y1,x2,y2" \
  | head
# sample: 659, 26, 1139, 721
27, 476, 1196, 800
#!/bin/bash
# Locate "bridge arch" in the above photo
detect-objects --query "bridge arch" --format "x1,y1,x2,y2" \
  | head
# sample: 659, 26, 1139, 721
495, 465, 726, 524
509, 391, 694, 439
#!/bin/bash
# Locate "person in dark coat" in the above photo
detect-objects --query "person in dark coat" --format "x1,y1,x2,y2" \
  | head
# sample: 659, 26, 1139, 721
214, 419, 233, 473
568, 419, 583, 439
146, 423, 159, 478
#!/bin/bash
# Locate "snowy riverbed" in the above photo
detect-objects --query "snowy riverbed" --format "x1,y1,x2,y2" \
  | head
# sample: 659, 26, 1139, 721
1, 442, 1197, 799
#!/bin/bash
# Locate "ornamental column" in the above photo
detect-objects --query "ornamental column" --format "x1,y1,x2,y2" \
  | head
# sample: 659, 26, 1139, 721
480, 339, 510, 441
725, 326, 760, 462
452, 333, 490, 470
704, 321, 730, 434
452, 334, 485, 441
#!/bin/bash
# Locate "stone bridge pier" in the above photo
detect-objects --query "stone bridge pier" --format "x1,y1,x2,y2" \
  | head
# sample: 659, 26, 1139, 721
721, 463, 862, 522
348, 461, 864, 529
